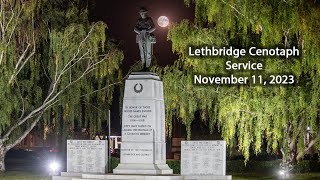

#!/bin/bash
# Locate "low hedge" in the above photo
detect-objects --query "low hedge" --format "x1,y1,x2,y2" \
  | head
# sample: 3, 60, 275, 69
167, 160, 180, 174
166, 159, 281, 174
110, 157, 120, 171
294, 160, 320, 173
109, 157, 320, 174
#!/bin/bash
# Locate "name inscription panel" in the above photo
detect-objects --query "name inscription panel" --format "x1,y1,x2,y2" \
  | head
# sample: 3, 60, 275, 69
122, 99, 155, 142
67, 140, 106, 173
120, 142, 153, 163
181, 141, 226, 176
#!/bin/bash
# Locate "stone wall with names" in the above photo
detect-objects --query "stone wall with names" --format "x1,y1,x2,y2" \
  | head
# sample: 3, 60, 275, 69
181, 141, 226, 176
67, 140, 106, 173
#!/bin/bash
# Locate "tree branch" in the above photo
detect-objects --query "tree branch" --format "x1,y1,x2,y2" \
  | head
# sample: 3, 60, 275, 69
4, 113, 43, 153
45, 42, 93, 103
220, 0, 246, 18
2, 98, 59, 142
4, 51, 109, 140
44, 24, 98, 103
6, 3, 23, 47
289, 116, 306, 150
80, 81, 122, 97
1, 21, 107, 149
9, 30, 36, 84
79, 59, 138, 98
15, 80, 25, 120
297, 133, 320, 160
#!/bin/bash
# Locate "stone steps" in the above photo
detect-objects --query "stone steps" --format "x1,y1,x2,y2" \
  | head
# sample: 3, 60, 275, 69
53, 173, 232, 180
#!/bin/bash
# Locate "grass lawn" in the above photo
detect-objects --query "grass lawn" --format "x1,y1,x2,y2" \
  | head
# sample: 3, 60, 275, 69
0, 171, 50, 180
233, 172, 320, 180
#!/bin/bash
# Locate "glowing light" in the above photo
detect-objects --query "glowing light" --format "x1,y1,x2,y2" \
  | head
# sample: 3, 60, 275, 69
157, 16, 169, 27
49, 161, 60, 172
279, 170, 285, 176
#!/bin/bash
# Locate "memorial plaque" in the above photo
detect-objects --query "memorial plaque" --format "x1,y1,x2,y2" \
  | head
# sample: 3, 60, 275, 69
67, 140, 106, 174
122, 100, 155, 142
120, 142, 154, 163
181, 141, 226, 176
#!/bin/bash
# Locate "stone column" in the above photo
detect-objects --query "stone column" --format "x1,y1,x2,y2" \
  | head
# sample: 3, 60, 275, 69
113, 72, 173, 175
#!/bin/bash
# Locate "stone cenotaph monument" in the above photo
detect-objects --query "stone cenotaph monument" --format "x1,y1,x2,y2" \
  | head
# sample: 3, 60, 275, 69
53, 7, 232, 180
113, 7, 173, 175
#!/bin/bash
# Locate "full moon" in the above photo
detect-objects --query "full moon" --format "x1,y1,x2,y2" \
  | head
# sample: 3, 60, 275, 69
157, 16, 169, 27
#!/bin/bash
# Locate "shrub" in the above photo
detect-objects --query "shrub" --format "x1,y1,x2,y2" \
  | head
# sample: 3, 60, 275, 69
167, 160, 180, 174
110, 157, 120, 171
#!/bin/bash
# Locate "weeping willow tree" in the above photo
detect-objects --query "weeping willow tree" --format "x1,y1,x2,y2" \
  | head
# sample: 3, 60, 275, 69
154, 0, 320, 166
0, 0, 123, 171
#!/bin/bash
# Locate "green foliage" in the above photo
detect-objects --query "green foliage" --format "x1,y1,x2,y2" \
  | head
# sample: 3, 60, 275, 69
161, 159, 320, 174
110, 157, 120, 171
167, 160, 181, 174
159, 0, 320, 163
0, 0, 123, 151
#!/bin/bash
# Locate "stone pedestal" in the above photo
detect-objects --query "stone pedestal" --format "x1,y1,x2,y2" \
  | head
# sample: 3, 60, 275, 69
113, 72, 173, 175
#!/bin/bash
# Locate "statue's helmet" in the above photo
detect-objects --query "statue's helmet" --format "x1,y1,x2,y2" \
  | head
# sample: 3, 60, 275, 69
139, 7, 148, 13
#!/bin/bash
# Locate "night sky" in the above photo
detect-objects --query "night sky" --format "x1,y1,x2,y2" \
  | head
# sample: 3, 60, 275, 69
93, 1, 194, 133
95, 0, 194, 73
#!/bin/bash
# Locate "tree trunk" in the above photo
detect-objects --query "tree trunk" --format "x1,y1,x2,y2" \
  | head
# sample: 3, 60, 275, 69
0, 146, 6, 172
289, 143, 298, 165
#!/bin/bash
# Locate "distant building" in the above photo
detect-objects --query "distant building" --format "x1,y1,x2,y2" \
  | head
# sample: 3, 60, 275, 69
14, 127, 91, 152
109, 136, 121, 150
14, 130, 52, 151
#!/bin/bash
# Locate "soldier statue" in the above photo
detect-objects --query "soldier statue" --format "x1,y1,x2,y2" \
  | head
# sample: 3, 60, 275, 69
134, 7, 156, 70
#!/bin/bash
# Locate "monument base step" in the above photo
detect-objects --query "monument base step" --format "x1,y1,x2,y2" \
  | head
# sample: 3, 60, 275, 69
52, 172, 105, 180
68, 174, 232, 180
75, 174, 183, 180
53, 173, 232, 180
52, 175, 80, 180
60, 172, 83, 177
113, 163, 173, 175
184, 175, 232, 180
52, 172, 81, 180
